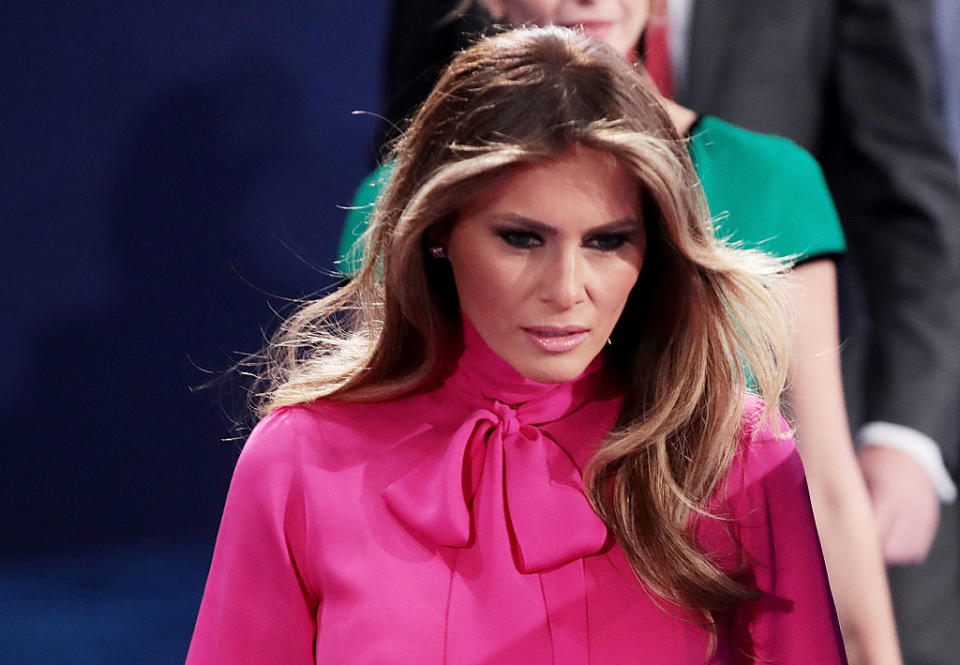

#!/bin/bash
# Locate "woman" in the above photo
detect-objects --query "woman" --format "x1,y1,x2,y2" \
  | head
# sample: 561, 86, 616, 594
189, 28, 844, 663
341, 3, 902, 664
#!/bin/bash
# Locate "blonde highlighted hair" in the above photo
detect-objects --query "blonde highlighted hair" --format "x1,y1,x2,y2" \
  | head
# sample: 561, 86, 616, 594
255, 26, 791, 632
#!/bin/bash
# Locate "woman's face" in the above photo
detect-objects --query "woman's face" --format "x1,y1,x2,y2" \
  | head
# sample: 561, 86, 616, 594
446, 145, 645, 383
484, 0, 650, 58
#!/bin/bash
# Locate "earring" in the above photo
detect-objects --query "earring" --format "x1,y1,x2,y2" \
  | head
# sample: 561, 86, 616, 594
429, 246, 447, 259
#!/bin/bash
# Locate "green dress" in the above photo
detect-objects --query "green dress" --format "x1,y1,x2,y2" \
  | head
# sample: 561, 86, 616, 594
337, 116, 845, 273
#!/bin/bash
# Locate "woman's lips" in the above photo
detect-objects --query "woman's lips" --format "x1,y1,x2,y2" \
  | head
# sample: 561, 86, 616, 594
523, 326, 590, 353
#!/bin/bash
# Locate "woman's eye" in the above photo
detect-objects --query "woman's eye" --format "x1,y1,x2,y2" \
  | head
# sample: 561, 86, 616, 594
498, 230, 543, 249
586, 233, 630, 251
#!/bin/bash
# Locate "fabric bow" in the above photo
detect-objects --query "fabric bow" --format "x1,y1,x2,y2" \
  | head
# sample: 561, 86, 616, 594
383, 340, 611, 573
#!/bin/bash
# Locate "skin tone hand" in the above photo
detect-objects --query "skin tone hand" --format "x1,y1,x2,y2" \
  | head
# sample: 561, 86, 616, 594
858, 445, 940, 565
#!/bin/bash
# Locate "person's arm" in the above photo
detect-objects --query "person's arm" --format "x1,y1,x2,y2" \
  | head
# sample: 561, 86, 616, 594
725, 408, 848, 663
683, 0, 960, 560
788, 259, 902, 665
186, 409, 319, 665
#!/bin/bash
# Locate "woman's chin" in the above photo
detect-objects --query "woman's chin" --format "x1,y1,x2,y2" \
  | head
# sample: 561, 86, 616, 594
510, 355, 597, 384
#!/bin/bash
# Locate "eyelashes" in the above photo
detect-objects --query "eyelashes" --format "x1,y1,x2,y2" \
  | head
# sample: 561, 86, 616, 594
587, 233, 632, 251
495, 228, 633, 251
497, 229, 542, 249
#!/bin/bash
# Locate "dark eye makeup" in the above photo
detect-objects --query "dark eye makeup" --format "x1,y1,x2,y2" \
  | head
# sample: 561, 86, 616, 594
585, 232, 632, 251
495, 227, 635, 252
497, 229, 543, 249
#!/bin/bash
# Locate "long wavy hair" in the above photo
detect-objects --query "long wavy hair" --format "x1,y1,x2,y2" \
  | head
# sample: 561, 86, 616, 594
255, 26, 791, 632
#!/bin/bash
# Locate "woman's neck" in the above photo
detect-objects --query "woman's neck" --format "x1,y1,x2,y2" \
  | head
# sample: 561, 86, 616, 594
661, 96, 699, 136
634, 62, 699, 136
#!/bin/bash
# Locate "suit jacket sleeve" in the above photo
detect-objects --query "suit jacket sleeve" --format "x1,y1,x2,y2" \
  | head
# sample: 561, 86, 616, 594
825, 0, 960, 468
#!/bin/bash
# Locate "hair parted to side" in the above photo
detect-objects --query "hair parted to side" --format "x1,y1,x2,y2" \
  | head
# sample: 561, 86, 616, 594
255, 26, 791, 635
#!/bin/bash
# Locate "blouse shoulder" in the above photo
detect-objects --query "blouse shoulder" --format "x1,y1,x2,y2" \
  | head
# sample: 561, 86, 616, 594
689, 116, 846, 263
730, 394, 800, 488
239, 391, 452, 476
224, 406, 331, 505
237, 405, 325, 468
236, 401, 365, 470
225, 399, 418, 536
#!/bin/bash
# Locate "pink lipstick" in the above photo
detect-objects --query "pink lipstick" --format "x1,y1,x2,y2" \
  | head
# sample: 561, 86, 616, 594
523, 326, 590, 353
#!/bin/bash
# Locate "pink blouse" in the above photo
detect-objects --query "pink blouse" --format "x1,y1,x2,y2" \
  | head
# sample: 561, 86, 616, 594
187, 323, 846, 664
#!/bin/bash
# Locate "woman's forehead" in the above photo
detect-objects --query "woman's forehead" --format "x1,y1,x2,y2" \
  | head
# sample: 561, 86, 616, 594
456, 145, 642, 228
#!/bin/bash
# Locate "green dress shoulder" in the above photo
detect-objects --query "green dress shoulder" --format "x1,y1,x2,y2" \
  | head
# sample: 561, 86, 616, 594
689, 115, 845, 261
338, 163, 395, 274
337, 115, 845, 273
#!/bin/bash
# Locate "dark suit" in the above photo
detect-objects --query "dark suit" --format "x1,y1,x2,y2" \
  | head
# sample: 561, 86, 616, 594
676, 1, 960, 660
680, 0, 960, 467
933, 0, 960, 165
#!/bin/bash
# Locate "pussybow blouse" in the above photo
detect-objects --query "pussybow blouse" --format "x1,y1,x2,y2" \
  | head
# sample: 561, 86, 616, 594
187, 323, 846, 664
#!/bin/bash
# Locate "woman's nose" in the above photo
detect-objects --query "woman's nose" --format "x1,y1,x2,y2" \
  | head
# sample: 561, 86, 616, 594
542, 246, 587, 309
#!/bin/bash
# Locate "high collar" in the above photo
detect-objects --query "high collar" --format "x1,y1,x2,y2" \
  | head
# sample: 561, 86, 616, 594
384, 315, 616, 574
445, 316, 606, 415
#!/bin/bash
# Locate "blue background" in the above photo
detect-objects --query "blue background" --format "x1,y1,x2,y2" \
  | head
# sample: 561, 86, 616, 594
0, 2, 388, 662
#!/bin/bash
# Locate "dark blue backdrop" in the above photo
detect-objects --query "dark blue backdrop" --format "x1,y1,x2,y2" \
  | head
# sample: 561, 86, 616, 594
0, 3, 388, 662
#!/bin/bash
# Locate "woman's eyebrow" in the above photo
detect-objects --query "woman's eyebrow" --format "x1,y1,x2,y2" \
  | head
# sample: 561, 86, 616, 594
485, 213, 554, 233
589, 218, 641, 234
486, 213, 639, 234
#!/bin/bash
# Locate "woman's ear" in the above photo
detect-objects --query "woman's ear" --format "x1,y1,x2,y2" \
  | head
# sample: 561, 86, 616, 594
425, 218, 454, 254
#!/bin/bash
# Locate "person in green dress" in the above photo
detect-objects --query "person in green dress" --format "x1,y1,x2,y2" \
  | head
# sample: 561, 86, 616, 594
335, 2, 902, 663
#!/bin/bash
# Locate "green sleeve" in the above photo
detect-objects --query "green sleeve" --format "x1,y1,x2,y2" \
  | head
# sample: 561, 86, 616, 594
688, 116, 846, 263
338, 162, 395, 274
